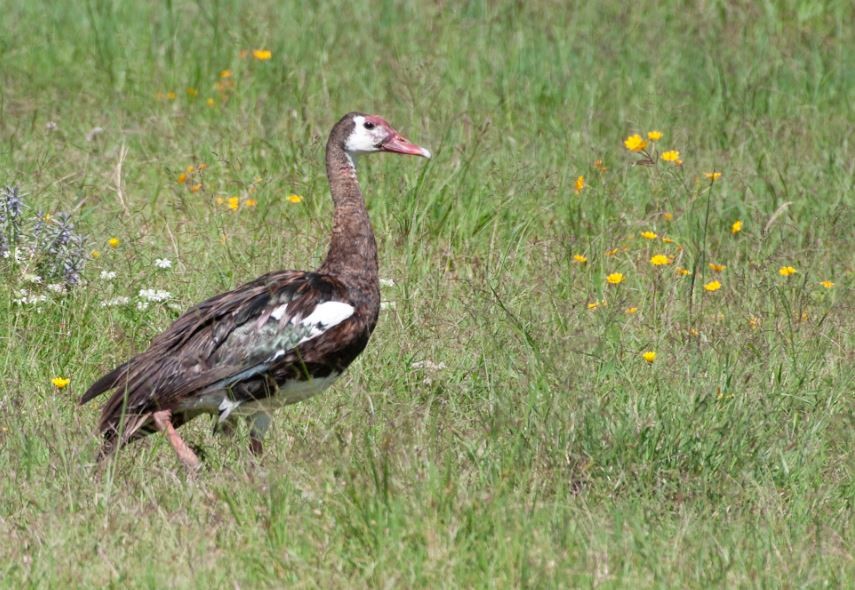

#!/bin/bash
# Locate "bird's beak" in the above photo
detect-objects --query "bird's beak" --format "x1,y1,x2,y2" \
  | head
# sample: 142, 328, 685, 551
381, 131, 431, 159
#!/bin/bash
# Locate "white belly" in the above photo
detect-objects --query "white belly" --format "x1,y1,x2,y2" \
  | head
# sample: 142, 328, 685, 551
237, 373, 340, 415
183, 373, 340, 420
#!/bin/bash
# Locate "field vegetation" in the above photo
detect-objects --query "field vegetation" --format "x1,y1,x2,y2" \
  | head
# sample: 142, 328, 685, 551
1, 0, 852, 587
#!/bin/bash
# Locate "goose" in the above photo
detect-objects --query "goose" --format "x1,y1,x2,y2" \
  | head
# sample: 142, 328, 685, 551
81, 112, 431, 470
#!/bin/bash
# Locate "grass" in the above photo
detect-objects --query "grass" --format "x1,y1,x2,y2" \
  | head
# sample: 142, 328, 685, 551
1, 0, 853, 587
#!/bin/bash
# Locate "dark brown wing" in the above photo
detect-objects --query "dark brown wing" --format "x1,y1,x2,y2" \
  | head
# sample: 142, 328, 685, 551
81, 270, 355, 451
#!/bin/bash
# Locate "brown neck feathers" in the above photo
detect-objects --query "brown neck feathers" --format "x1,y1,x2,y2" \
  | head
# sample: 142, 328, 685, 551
318, 116, 380, 307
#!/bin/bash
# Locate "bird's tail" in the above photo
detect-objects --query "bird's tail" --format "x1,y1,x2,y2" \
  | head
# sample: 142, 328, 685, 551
80, 361, 130, 405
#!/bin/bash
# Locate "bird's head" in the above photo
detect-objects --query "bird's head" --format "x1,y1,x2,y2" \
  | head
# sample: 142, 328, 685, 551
339, 112, 431, 159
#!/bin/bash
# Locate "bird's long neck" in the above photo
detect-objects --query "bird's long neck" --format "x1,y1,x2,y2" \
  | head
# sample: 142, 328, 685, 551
319, 140, 379, 304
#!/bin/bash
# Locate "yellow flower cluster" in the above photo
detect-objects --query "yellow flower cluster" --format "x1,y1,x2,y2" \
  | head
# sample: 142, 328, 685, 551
641, 351, 657, 363
573, 254, 588, 264
51, 377, 70, 389
178, 163, 207, 189
661, 150, 681, 163
575, 175, 585, 194
624, 134, 647, 152
778, 266, 797, 277
640, 231, 658, 240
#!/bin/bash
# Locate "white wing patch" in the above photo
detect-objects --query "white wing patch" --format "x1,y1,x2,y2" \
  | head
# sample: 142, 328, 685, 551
297, 301, 354, 342
265, 300, 355, 362
270, 303, 288, 320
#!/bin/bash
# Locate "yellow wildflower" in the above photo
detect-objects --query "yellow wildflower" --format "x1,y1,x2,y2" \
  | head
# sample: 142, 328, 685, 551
625, 306, 638, 315
605, 247, 619, 257
647, 130, 663, 142
206, 97, 216, 107
748, 316, 761, 329
90, 250, 101, 259
650, 254, 670, 266
572, 254, 588, 264
252, 49, 272, 61
177, 173, 187, 184
677, 267, 691, 276
606, 272, 624, 285
197, 163, 208, 171
574, 175, 585, 194
689, 327, 700, 337
107, 237, 120, 249
661, 236, 674, 244
185, 165, 195, 174
227, 196, 240, 211
594, 159, 607, 173
220, 69, 233, 79
778, 266, 797, 277
190, 183, 203, 193
51, 377, 70, 389
244, 198, 258, 208
623, 134, 647, 152
186, 87, 199, 98
704, 171, 722, 181
731, 220, 743, 235
640, 231, 658, 240
287, 194, 303, 204
661, 150, 681, 163
704, 280, 722, 292
708, 263, 726, 272
662, 212, 673, 221
819, 280, 834, 289
166, 91, 177, 100
641, 351, 656, 363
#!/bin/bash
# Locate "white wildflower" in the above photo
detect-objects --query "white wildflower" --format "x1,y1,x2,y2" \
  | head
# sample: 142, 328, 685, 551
136, 300, 150, 311
85, 126, 104, 142
410, 360, 447, 371
154, 258, 172, 269
47, 283, 65, 294
138, 288, 171, 302
13, 289, 48, 305
100, 296, 130, 307
45, 121, 59, 132
22, 273, 43, 284
379, 278, 396, 288
99, 270, 117, 281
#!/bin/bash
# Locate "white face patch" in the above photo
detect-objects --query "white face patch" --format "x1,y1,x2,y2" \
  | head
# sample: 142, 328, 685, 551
345, 115, 387, 156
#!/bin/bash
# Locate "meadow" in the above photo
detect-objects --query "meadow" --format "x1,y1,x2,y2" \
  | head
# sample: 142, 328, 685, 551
0, 0, 852, 587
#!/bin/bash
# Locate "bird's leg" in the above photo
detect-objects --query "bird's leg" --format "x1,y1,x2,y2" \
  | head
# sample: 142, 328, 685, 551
152, 409, 201, 471
248, 412, 272, 457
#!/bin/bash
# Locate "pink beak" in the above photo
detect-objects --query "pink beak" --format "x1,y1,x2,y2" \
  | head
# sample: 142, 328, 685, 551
381, 132, 432, 159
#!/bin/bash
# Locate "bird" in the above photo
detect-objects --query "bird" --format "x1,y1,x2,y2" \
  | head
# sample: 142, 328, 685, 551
80, 112, 431, 470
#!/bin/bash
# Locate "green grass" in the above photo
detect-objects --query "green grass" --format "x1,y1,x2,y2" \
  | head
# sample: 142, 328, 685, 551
1, 0, 853, 587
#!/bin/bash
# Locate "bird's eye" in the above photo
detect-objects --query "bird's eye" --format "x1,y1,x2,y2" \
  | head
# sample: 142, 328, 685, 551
363, 121, 375, 130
